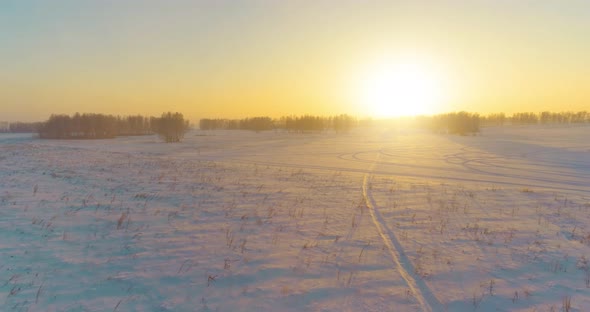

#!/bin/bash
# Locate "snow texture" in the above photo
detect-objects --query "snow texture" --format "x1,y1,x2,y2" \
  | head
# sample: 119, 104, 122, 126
1, 125, 589, 311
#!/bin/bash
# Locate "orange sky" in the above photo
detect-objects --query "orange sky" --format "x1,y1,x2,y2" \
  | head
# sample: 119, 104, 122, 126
1, 1, 589, 122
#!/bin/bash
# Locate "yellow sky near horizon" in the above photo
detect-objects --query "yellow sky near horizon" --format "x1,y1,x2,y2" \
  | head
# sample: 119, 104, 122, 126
1, 1, 589, 122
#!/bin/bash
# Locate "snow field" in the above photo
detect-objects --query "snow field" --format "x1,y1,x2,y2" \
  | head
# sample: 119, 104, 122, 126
1, 125, 589, 311
1, 139, 412, 311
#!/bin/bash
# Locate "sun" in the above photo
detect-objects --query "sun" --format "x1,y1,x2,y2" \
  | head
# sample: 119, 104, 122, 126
358, 60, 445, 117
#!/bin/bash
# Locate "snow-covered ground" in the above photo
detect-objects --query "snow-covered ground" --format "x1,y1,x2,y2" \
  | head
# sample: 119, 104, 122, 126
1, 125, 589, 311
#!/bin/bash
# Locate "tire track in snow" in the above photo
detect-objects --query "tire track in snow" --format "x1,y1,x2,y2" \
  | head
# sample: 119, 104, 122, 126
362, 151, 441, 312
222, 157, 589, 195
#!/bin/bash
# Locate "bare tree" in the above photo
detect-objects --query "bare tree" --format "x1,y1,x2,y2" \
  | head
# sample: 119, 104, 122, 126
155, 112, 190, 142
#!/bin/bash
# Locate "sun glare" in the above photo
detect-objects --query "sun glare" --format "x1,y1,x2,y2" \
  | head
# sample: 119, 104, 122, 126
358, 60, 445, 118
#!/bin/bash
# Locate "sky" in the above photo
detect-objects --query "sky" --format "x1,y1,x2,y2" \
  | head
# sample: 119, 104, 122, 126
1, 0, 589, 122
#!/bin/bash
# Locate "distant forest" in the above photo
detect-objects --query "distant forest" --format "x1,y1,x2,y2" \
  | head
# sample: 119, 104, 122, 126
199, 114, 358, 133
480, 111, 590, 126
0, 121, 44, 133
418, 111, 589, 135
37, 114, 154, 139
418, 112, 481, 135
199, 111, 589, 135
1, 111, 588, 138
0, 112, 189, 142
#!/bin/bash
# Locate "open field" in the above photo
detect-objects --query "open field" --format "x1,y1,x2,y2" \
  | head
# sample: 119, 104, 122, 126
1, 125, 589, 311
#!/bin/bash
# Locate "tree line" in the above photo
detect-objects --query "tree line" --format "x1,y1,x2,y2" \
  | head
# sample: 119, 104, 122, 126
481, 111, 589, 126
38, 113, 150, 139
199, 114, 357, 133
417, 112, 481, 135
4, 110, 587, 139
416, 110, 589, 135
0, 122, 44, 133
36, 112, 189, 142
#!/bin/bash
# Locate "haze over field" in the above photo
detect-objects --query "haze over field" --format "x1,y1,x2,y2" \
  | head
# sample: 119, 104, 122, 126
1, 1, 590, 121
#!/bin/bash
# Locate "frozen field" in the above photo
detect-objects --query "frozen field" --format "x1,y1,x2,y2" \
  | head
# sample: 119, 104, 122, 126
1, 125, 589, 311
